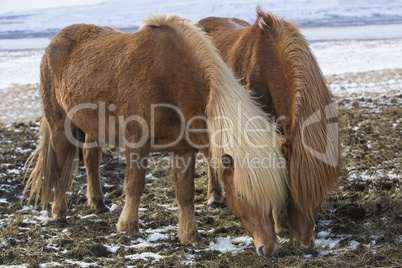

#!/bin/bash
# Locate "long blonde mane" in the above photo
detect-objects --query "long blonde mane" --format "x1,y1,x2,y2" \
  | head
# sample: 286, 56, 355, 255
143, 14, 288, 213
257, 9, 341, 219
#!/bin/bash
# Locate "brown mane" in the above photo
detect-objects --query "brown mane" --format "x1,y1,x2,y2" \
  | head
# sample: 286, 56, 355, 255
256, 8, 341, 220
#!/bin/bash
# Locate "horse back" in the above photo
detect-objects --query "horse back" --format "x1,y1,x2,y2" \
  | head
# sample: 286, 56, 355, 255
42, 23, 209, 149
45, 24, 121, 81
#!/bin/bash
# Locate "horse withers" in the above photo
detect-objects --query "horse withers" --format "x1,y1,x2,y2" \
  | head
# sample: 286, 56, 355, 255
198, 8, 342, 248
23, 15, 288, 256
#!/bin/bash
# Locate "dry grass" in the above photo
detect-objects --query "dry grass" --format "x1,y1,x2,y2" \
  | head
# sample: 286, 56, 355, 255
0, 90, 401, 267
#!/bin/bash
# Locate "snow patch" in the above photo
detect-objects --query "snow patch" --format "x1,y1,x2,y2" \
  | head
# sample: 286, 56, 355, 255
147, 233, 169, 242
125, 252, 164, 261
65, 260, 97, 267
109, 203, 118, 212
39, 262, 63, 268
207, 236, 252, 254
0, 198, 9, 204
77, 214, 98, 219
146, 173, 156, 179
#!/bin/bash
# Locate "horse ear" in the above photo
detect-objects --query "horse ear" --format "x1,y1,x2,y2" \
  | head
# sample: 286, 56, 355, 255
221, 153, 234, 170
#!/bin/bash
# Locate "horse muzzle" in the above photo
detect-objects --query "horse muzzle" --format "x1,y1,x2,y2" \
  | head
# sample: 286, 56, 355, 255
256, 241, 279, 256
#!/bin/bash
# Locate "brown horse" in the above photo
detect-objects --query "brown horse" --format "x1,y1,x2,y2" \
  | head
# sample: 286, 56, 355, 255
23, 14, 288, 256
198, 8, 342, 247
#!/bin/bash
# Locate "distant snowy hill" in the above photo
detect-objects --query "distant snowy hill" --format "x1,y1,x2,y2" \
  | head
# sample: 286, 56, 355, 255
0, 0, 401, 89
1, 0, 402, 38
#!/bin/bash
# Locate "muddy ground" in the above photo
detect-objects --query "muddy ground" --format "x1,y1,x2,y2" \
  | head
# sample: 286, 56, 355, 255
0, 70, 401, 267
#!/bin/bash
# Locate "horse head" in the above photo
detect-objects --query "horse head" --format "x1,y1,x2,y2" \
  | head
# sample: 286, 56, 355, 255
220, 154, 279, 256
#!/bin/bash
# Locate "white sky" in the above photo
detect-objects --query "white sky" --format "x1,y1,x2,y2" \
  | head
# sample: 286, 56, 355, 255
0, 0, 103, 13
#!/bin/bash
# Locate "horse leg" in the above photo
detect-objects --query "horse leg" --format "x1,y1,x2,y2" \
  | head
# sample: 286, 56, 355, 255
173, 150, 203, 243
48, 119, 78, 222
206, 158, 224, 209
83, 135, 109, 213
117, 146, 148, 236
287, 201, 316, 247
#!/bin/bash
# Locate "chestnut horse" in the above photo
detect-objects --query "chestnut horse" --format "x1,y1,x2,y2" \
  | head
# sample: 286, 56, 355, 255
198, 9, 341, 247
23, 15, 288, 256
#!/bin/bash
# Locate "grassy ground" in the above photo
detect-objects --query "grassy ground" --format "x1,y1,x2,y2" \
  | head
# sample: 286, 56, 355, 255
0, 89, 401, 267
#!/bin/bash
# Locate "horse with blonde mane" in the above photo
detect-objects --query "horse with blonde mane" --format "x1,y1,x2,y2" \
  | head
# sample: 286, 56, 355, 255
23, 14, 288, 256
199, 8, 342, 247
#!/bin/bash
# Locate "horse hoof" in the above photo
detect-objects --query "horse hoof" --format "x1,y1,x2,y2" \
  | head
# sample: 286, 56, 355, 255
180, 231, 204, 244
95, 202, 110, 214
131, 229, 142, 238
117, 219, 142, 237
193, 233, 204, 244
207, 197, 224, 211
310, 238, 315, 248
51, 216, 68, 228
123, 228, 142, 237
207, 203, 218, 212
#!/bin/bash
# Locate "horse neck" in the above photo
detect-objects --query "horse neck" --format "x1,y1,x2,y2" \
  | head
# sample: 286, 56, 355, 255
210, 22, 293, 135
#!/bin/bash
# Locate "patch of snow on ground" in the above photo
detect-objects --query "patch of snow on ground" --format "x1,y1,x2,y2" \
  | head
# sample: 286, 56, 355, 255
125, 252, 164, 261
128, 238, 161, 249
147, 233, 170, 242
207, 236, 253, 254
39, 262, 63, 268
109, 203, 118, 211
65, 260, 97, 267
145, 173, 156, 179
158, 204, 177, 210
349, 240, 361, 249
104, 244, 119, 253
315, 236, 341, 250
0, 265, 28, 268
33, 210, 50, 222
327, 68, 402, 96
77, 214, 98, 219
0, 198, 9, 204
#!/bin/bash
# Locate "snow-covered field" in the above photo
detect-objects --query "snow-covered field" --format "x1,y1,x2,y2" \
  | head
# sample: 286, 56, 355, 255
0, 0, 401, 91
1, 38, 402, 88
0, 0, 401, 93
1, 39, 401, 123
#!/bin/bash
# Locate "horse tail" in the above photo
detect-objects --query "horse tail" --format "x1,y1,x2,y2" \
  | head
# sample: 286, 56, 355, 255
257, 9, 342, 220
23, 50, 79, 209
142, 14, 288, 214
23, 118, 55, 208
